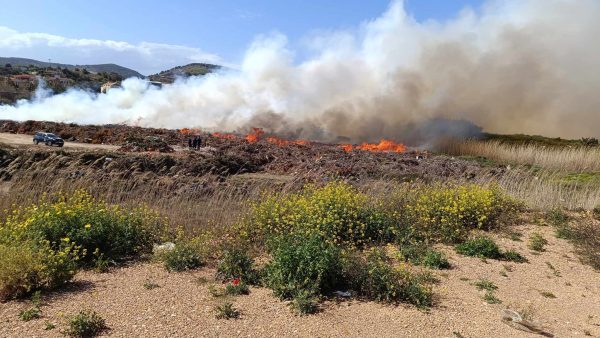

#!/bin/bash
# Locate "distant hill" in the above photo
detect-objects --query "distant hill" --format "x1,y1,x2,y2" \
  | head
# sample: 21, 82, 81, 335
0, 57, 143, 79
148, 63, 221, 83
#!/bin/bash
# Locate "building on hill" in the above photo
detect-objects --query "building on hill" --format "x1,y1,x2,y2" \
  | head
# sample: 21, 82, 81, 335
10, 74, 37, 87
47, 77, 74, 87
101, 81, 121, 93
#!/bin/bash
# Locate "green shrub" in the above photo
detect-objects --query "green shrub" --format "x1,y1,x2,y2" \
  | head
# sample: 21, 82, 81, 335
422, 250, 451, 269
546, 209, 573, 239
502, 250, 528, 263
216, 248, 260, 284
1, 190, 167, 267
264, 233, 342, 300
243, 181, 392, 247
0, 241, 78, 301
474, 279, 497, 292
289, 289, 319, 315
19, 307, 41, 321
406, 184, 520, 243
528, 233, 548, 252
44, 321, 56, 330
546, 208, 570, 226
224, 279, 250, 296
455, 237, 503, 259
65, 310, 107, 337
161, 242, 204, 272
344, 249, 432, 307
483, 291, 502, 304
215, 302, 240, 319
399, 243, 450, 269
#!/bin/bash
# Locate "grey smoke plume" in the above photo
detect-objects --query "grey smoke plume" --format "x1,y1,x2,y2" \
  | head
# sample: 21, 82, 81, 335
1, 0, 599, 144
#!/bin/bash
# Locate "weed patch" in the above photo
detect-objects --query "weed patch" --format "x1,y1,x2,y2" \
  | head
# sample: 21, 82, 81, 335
456, 237, 503, 259
528, 233, 548, 252
455, 237, 526, 262
216, 248, 260, 285
264, 233, 342, 300
160, 242, 204, 272
19, 307, 41, 321
215, 302, 240, 319
344, 249, 433, 307
289, 290, 319, 315
65, 310, 107, 337
474, 279, 498, 292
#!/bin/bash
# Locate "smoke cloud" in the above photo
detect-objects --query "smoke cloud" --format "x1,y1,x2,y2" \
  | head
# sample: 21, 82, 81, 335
1, 0, 599, 144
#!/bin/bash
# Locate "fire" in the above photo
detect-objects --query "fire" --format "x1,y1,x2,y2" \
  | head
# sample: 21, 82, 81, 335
212, 132, 237, 140
179, 128, 201, 135
358, 139, 406, 153
294, 139, 311, 146
340, 139, 406, 153
339, 144, 354, 152
246, 127, 265, 143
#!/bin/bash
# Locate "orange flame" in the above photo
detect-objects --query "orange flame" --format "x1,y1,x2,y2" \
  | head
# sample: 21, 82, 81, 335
294, 139, 311, 146
340, 140, 406, 153
357, 139, 406, 153
179, 128, 201, 135
212, 132, 237, 140
246, 127, 265, 143
339, 144, 354, 152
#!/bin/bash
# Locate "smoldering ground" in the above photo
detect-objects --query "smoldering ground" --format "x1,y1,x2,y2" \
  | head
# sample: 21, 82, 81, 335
1, 0, 599, 144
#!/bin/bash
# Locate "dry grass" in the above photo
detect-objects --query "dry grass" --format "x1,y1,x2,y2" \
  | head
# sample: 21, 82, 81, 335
435, 139, 600, 210
477, 169, 600, 210
0, 172, 304, 234
440, 139, 600, 172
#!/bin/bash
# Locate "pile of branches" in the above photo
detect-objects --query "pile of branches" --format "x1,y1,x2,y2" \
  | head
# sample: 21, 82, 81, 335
118, 136, 174, 153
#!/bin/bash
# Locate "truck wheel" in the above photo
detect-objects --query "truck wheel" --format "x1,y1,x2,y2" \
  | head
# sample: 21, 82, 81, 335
34, 140, 39, 145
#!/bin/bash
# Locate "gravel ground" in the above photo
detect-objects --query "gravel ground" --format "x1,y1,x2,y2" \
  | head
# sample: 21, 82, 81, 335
1, 224, 599, 338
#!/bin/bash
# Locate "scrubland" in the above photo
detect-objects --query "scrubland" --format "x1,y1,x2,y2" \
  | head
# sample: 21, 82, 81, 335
0, 131, 599, 337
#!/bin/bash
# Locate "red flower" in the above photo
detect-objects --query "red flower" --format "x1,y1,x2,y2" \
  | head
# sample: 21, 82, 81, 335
232, 278, 240, 286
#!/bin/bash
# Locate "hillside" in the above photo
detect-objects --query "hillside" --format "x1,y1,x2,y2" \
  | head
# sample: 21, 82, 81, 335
0, 57, 142, 79
148, 63, 221, 83
0, 62, 127, 104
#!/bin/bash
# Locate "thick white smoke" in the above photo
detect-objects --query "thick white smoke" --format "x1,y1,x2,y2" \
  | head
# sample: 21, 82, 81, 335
1, 0, 599, 143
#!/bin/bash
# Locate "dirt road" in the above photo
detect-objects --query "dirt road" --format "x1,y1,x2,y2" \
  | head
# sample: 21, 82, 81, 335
0, 132, 119, 150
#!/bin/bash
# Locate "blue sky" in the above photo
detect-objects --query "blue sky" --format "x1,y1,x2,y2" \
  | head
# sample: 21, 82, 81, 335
0, 0, 484, 74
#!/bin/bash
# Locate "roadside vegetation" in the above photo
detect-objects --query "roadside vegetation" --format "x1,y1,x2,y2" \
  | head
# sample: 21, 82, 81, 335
0, 190, 167, 300
0, 181, 524, 314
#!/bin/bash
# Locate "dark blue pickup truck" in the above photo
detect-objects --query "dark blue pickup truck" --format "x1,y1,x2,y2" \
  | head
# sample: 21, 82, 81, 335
33, 132, 64, 147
